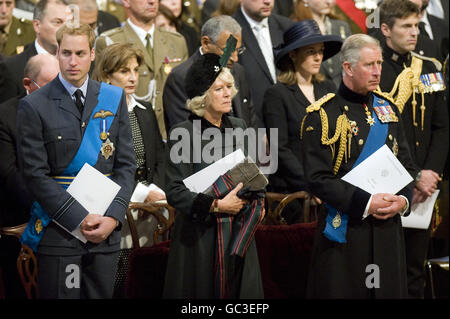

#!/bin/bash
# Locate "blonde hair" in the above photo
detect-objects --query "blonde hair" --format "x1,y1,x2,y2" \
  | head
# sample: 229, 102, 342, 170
56, 23, 96, 50
187, 67, 238, 117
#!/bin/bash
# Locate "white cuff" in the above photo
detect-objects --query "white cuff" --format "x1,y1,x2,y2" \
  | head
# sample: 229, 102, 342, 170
399, 195, 409, 216
362, 195, 373, 219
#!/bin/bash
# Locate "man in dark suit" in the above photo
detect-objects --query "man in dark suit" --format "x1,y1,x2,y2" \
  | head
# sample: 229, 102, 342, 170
232, 0, 293, 128
1, 0, 69, 103
163, 15, 257, 135
416, 0, 449, 58
0, 53, 59, 299
16, 24, 136, 299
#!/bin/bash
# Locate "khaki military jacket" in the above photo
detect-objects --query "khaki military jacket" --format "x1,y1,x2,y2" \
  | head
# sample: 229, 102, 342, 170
95, 22, 188, 140
1, 16, 35, 57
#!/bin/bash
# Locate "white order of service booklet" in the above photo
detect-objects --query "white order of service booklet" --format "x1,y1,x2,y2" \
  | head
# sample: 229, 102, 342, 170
341, 144, 413, 195
53, 163, 121, 243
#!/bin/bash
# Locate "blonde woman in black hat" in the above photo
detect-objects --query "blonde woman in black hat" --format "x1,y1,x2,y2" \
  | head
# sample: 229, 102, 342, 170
262, 19, 342, 223
163, 52, 264, 299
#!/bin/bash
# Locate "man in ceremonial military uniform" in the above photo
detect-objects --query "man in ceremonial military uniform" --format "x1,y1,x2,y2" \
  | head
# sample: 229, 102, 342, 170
16, 24, 135, 299
301, 34, 417, 298
95, 0, 188, 140
0, 0, 35, 56
378, 0, 449, 299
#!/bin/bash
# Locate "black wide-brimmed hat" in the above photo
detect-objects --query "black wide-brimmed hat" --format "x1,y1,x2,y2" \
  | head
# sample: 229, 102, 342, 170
274, 19, 343, 71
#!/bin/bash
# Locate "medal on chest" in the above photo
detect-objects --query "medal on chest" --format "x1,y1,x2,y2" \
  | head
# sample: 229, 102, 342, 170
363, 104, 375, 126
373, 99, 399, 123
94, 110, 115, 160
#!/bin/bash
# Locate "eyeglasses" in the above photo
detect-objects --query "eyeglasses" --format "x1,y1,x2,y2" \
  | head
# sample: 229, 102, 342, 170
31, 79, 41, 89
213, 43, 246, 56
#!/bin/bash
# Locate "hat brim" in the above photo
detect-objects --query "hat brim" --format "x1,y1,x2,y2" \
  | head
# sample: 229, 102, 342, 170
274, 34, 343, 70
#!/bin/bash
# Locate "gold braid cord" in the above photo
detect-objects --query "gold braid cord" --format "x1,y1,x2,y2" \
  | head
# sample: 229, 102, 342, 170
301, 93, 350, 175
385, 56, 426, 129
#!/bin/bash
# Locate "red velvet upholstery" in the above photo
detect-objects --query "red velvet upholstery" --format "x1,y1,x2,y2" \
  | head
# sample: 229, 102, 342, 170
255, 221, 317, 298
124, 221, 317, 299
125, 240, 171, 299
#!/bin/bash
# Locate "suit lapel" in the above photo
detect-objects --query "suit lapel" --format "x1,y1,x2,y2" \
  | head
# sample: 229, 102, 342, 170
153, 28, 164, 76
235, 9, 273, 82
123, 22, 154, 71
134, 104, 155, 171
83, 80, 100, 122
51, 77, 81, 120
268, 15, 285, 50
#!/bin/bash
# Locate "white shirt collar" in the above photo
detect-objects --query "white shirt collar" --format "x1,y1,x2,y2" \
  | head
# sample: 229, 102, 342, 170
241, 6, 269, 30
58, 73, 89, 99
34, 40, 52, 55
128, 95, 147, 112
127, 18, 155, 47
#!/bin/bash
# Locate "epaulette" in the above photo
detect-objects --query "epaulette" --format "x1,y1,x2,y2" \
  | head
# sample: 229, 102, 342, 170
100, 27, 122, 37
373, 88, 396, 105
411, 51, 442, 71
306, 93, 335, 113
158, 27, 184, 38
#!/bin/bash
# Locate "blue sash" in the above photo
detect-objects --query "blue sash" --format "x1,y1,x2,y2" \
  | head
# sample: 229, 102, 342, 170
21, 83, 123, 252
323, 95, 388, 243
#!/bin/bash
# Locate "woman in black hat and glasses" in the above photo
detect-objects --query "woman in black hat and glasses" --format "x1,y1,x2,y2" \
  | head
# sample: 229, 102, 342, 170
263, 20, 342, 223
163, 51, 265, 299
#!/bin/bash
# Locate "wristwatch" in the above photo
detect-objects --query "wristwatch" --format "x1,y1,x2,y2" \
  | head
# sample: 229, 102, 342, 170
415, 171, 422, 183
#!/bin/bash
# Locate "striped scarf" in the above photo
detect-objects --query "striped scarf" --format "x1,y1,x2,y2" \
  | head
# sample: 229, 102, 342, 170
210, 172, 265, 299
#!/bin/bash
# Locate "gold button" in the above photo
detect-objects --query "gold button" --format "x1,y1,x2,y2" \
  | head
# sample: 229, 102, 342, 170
388, 134, 393, 141
344, 105, 349, 111
57, 136, 62, 140
359, 139, 364, 145
416, 141, 419, 147
81, 122, 86, 128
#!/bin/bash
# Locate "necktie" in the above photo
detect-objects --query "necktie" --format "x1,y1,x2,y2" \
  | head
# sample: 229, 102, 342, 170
74, 89, 84, 114
253, 24, 276, 83
418, 22, 430, 38
145, 33, 153, 62
0, 28, 7, 52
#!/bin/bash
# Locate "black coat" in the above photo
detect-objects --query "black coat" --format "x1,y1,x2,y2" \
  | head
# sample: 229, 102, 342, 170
163, 114, 263, 298
379, 43, 449, 174
133, 100, 166, 189
163, 49, 257, 134
233, 8, 294, 128
0, 97, 33, 227
1, 43, 37, 102
427, 13, 449, 58
263, 80, 336, 193
302, 83, 416, 298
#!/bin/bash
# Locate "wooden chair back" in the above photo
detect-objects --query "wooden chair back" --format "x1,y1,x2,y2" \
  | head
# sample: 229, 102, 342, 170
0, 223, 37, 299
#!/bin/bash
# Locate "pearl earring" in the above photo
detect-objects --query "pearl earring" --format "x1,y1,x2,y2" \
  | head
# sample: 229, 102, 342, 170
304, 1, 308, 7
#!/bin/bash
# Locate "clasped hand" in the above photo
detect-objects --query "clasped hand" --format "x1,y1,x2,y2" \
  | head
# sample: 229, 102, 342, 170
368, 193, 406, 220
80, 214, 117, 244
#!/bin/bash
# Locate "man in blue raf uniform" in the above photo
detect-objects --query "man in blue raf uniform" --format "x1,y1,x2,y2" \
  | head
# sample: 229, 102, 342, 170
301, 34, 416, 298
16, 23, 136, 299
